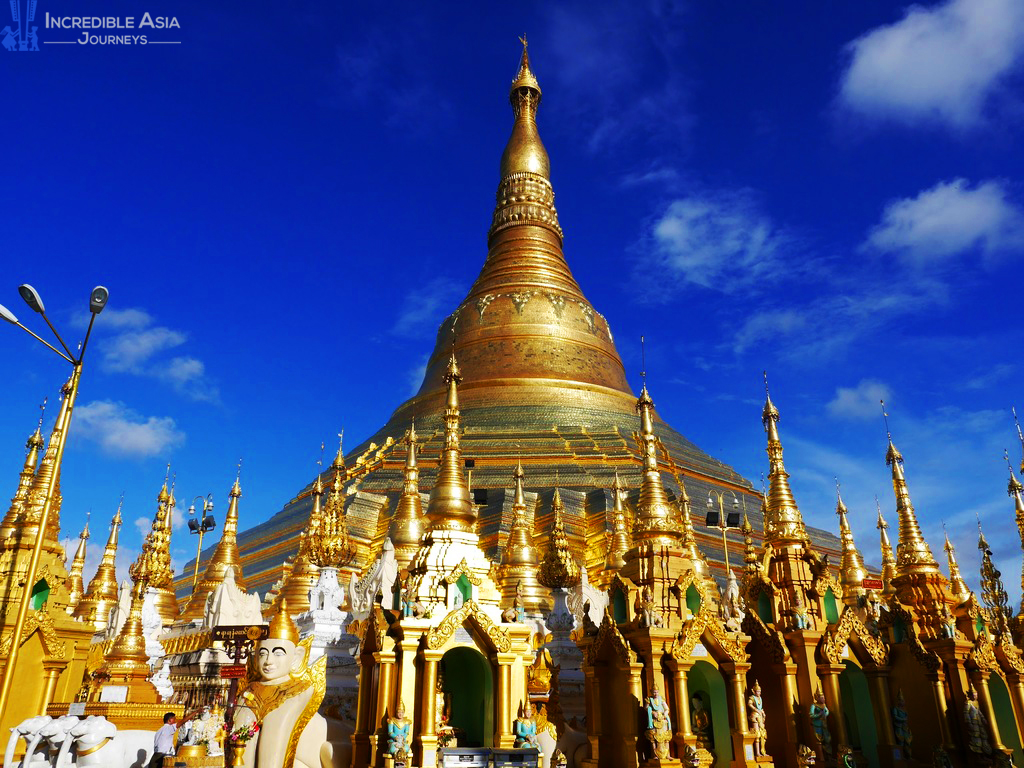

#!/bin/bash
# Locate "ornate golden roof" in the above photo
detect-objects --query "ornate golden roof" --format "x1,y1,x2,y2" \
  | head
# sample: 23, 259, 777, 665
130, 478, 180, 623
65, 518, 89, 611
180, 474, 248, 620
835, 487, 867, 603
425, 353, 475, 532
885, 437, 940, 576
538, 486, 580, 589
876, 503, 897, 597
977, 522, 1011, 636
943, 529, 972, 604
276, 473, 324, 614
761, 383, 808, 548
389, 420, 425, 567
307, 473, 355, 569
74, 498, 123, 630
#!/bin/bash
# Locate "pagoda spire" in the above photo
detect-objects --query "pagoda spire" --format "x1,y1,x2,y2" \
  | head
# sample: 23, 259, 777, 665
134, 472, 179, 624
877, 501, 897, 598
978, 519, 1011, 637
677, 478, 714, 588
425, 351, 475, 532
74, 496, 123, 630
278, 456, 327, 614
307, 471, 355, 570
882, 404, 939, 576
761, 375, 808, 547
943, 527, 972, 604
499, 461, 547, 614
21, 385, 71, 550
742, 513, 759, 575
604, 472, 631, 573
65, 516, 90, 612
181, 468, 248, 620
390, 420, 425, 568
538, 484, 580, 589
1, 402, 46, 542
1006, 452, 1024, 616
835, 481, 867, 605
631, 383, 678, 546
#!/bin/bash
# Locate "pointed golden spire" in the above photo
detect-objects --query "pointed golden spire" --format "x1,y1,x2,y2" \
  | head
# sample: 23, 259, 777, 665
742, 512, 759, 574
632, 380, 678, 546
1013, 407, 1024, 476
390, 420, 425, 567
65, 515, 90, 611
1005, 451, 1024, 617
21, 386, 70, 549
332, 431, 346, 475
279, 453, 326, 614
499, 35, 549, 182
425, 351, 475, 532
977, 518, 1011, 636
835, 480, 867, 604
74, 496, 123, 630
499, 461, 547, 614
604, 472, 631, 572
1, 402, 47, 541
677, 477, 714, 587
882, 403, 939, 576
538, 483, 580, 588
943, 527, 972, 604
130, 475, 179, 623
761, 374, 808, 547
877, 500, 897, 597
181, 469, 248, 620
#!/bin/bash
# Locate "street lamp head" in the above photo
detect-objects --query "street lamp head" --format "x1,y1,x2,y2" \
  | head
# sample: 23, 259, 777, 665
188, 503, 197, 516
732, 496, 739, 510
0, 302, 18, 325
89, 286, 109, 315
706, 493, 713, 509
18, 284, 45, 314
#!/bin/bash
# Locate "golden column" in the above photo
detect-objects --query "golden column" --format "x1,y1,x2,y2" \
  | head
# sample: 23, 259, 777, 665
0, 282, 108, 724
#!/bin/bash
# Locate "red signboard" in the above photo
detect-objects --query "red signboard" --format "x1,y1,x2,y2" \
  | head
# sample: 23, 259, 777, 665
220, 665, 247, 679
862, 578, 884, 590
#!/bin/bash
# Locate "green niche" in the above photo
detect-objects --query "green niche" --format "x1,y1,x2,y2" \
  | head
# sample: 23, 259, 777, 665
686, 584, 701, 617
456, 574, 473, 604
824, 588, 839, 625
757, 592, 772, 623
30, 579, 49, 611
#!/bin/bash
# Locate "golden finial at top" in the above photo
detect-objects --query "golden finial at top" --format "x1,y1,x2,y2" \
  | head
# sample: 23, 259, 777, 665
332, 431, 345, 473
510, 34, 541, 99
1013, 407, 1024, 475
835, 477, 867, 601
500, 37, 550, 180
943, 523, 972, 604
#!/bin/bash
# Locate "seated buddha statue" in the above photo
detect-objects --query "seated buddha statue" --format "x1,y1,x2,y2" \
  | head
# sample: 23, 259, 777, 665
234, 599, 331, 768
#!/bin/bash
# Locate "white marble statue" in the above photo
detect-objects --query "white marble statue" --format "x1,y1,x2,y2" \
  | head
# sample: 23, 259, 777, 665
4, 715, 52, 768
37, 715, 80, 766
56, 715, 155, 768
141, 587, 166, 661
721, 569, 745, 632
308, 568, 347, 620
150, 658, 174, 701
203, 566, 263, 629
569, 568, 608, 627
348, 539, 398, 618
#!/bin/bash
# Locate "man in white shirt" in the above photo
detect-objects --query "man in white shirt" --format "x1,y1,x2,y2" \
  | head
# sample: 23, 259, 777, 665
150, 712, 177, 768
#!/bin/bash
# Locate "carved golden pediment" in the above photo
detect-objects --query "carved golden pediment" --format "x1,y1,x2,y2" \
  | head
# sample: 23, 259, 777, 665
969, 634, 1000, 672
741, 611, 788, 663
819, 606, 888, 666
0, 609, 67, 659
425, 600, 511, 653
672, 608, 747, 663
443, 559, 483, 586
585, 609, 631, 666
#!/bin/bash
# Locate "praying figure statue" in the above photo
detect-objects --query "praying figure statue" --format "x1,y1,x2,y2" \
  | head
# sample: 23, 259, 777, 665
513, 700, 540, 750
234, 599, 332, 768
964, 688, 993, 757
502, 582, 526, 623
940, 605, 958, 639
645, 686, 672, 760
386, 700, 411, 761
791, 590, 811, 631
892, 689, 912, 758
638, 585, 663, 628
747, 680, 768, 759
809, 689, 831, 758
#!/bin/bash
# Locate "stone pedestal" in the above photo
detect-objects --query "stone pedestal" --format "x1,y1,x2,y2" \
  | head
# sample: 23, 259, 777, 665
297, 605, 361, 721
545, 589, 584, 726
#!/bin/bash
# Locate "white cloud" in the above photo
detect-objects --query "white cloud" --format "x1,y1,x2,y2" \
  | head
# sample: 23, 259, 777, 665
864, 179, 1024, 266
134, 516, 151, 538
828, 380, 893, 421
641, 191, 797, 298
392, 278, 465, 338
74, 400, 185, 458
839, 0, 1024, 128
95, 307, 218, 402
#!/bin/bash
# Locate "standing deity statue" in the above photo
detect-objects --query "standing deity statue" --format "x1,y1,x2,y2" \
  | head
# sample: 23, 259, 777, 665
502, 582, 526, 623
233, 599, 330, 768
940, 605, 958, 639
386, 701, 411, 761
809, 690, 831, 758
791, 590, 811, 630
645, 686, 672, 760
690, 694, 713, 752
513, 700, 540, 750
747, 680, 768, 759
964, 688, 993, 757
892, 689, 912, 758
637, 586, 663, 628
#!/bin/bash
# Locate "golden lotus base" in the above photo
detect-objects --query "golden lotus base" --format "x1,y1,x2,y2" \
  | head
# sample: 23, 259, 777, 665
47, 701, 184, 730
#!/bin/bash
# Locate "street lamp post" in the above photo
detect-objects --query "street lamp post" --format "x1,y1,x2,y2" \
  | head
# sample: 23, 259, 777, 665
188, 495, 216, 593
706, 489, 743, 574
0, 283, 108, 723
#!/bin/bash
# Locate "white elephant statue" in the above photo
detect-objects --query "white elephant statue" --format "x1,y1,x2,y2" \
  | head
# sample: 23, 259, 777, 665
4, 715, 52, 768
34, 716, 80, 766
56, 715, 155, 768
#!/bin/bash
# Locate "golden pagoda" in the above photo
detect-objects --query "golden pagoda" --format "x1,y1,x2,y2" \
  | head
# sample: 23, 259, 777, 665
180, 473, 247, 620
64, 517, 89, 613
943, 528, 972, 605
537, 485, 580, 589
73, 498, 123, 632
389, 420, 425, 568
835, 484, 867, 607
136, 475, 180, 624
876, 501, 897, 598
498, 461, 547, 615
0, 407, 45, 542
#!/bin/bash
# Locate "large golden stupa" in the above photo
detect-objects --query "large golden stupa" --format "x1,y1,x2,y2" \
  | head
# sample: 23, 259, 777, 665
177, 44, 844, 605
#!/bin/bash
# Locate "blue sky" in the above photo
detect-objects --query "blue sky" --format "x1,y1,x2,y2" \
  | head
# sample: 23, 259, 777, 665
1, 0, 1023, 598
